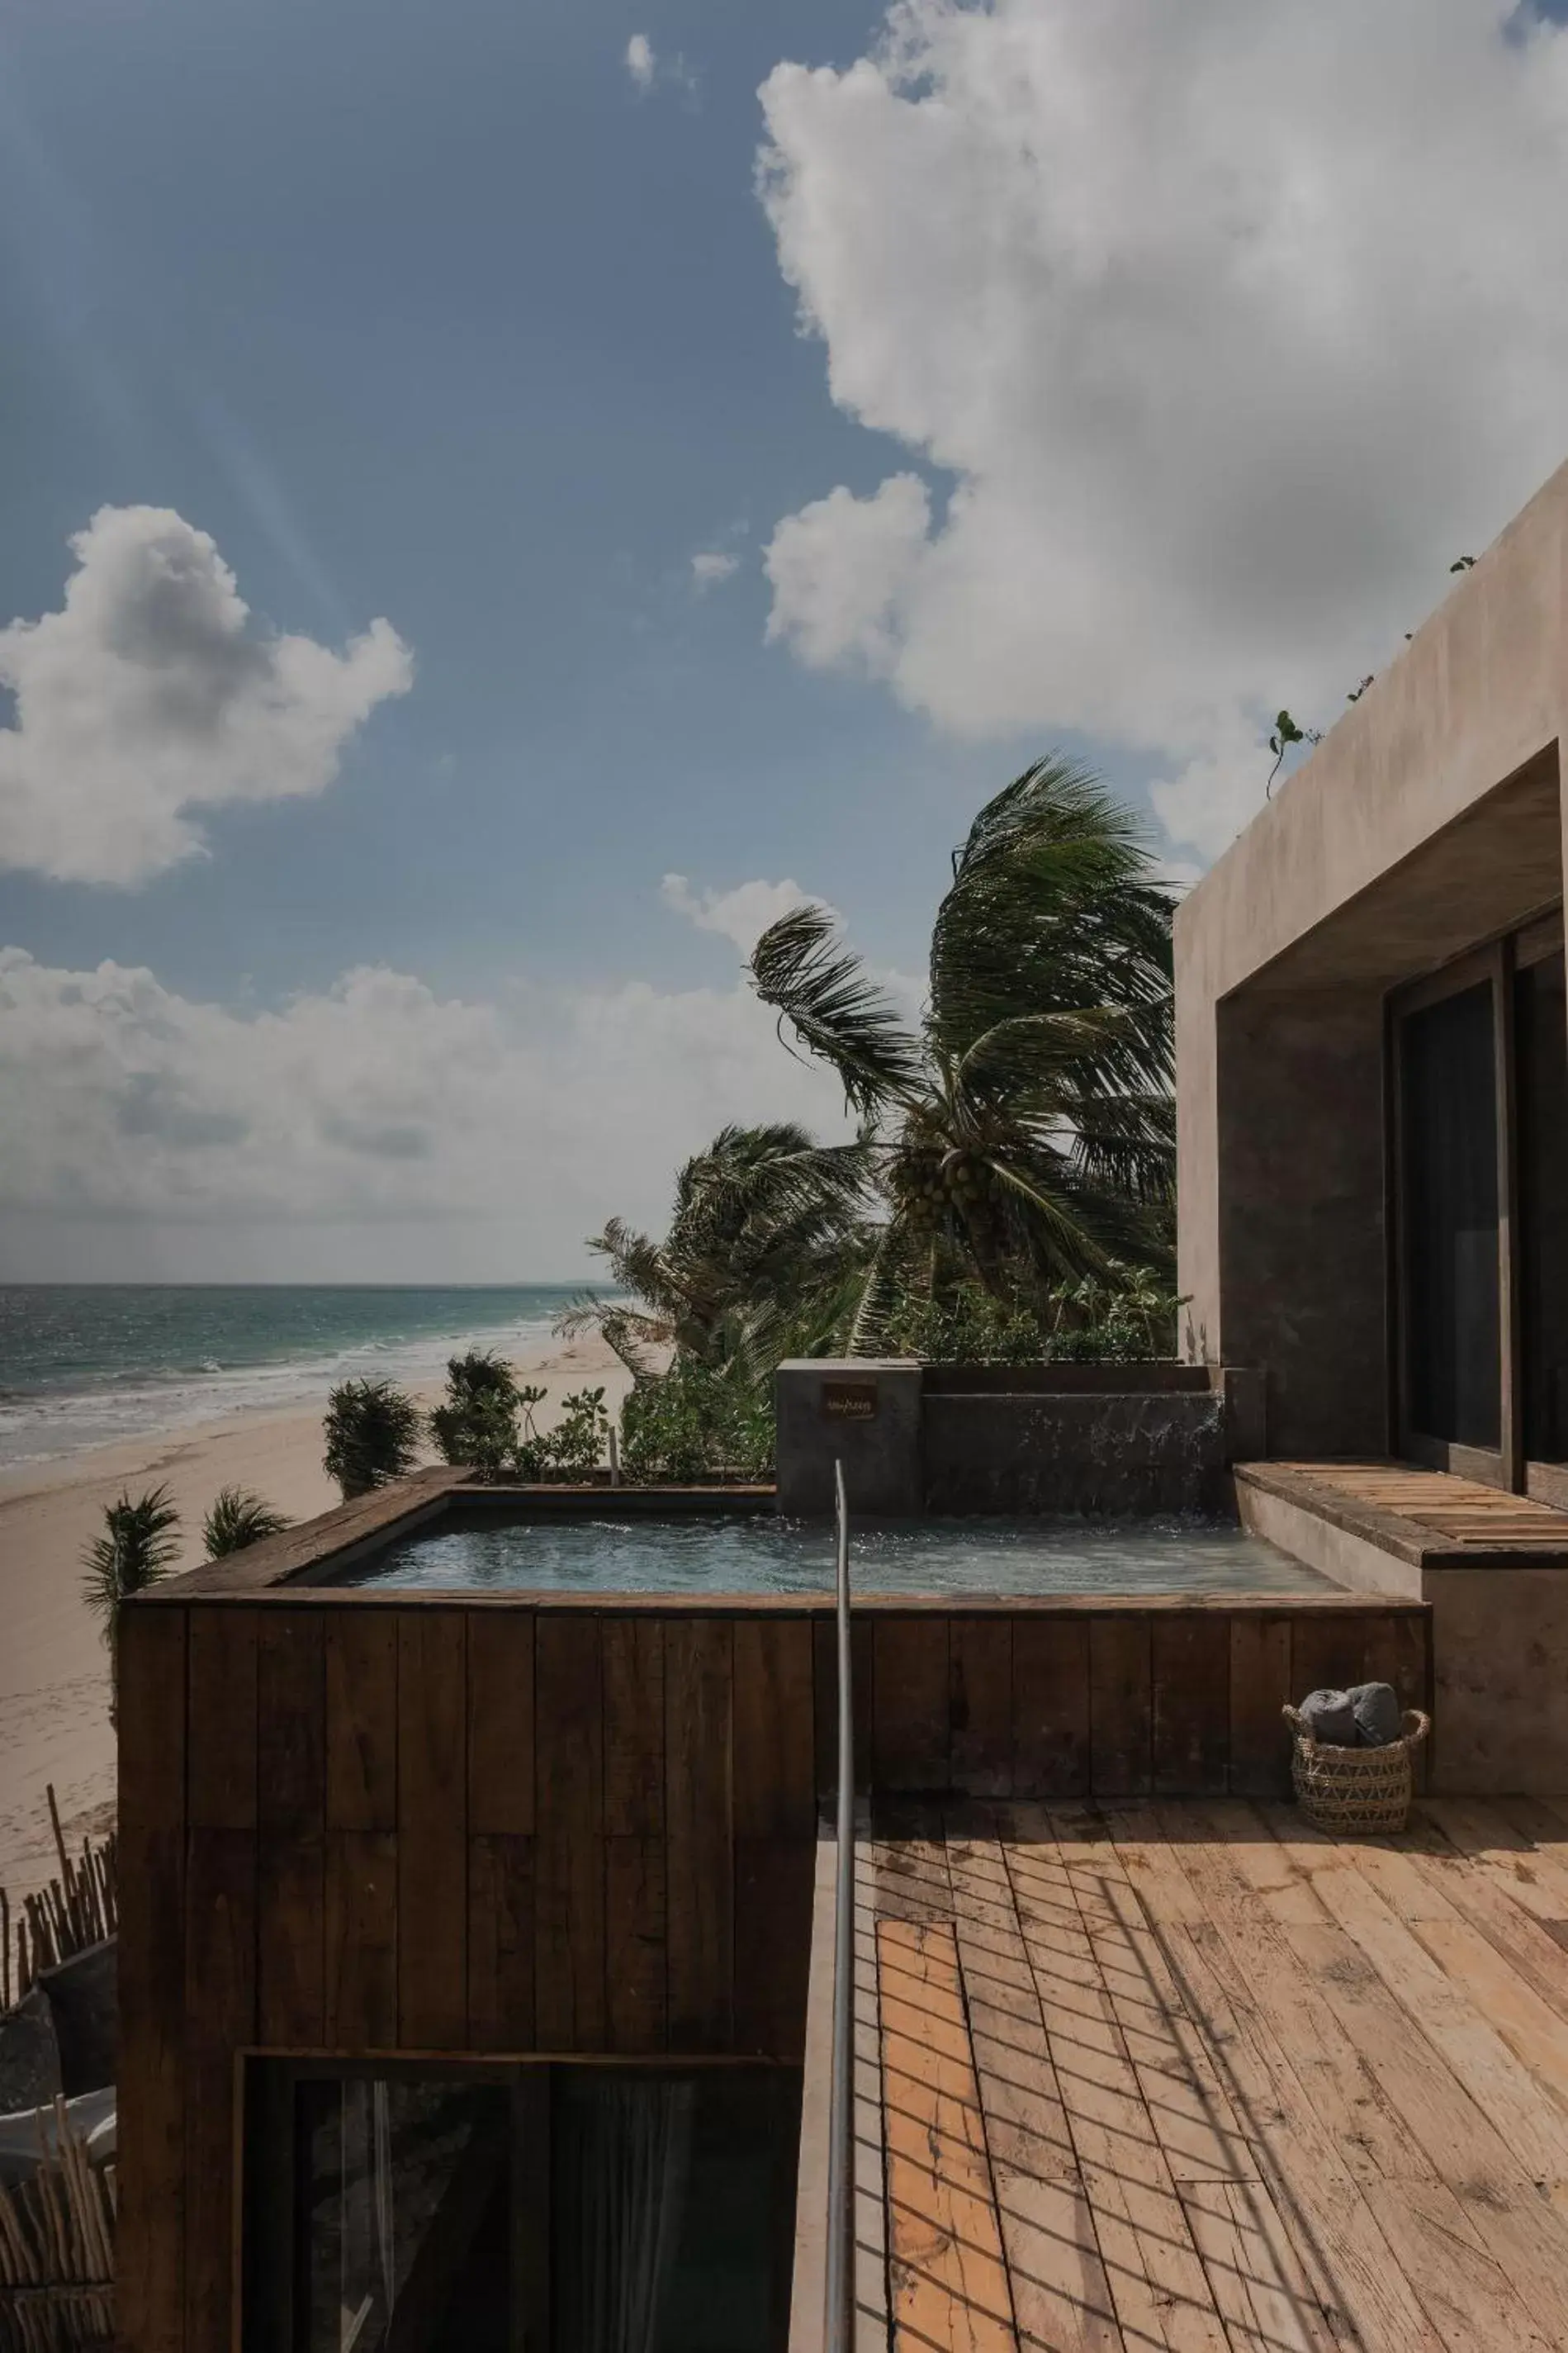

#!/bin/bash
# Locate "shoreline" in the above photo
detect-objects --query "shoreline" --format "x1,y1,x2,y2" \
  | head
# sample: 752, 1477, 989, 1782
0, 1331, 632, 1905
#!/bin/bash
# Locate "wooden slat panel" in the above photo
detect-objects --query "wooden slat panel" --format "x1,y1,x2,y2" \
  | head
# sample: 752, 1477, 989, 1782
666, 1617, 734, 2050
734, 1617, 817, 1838
1228, 1616, 1293, 1798
258, 1838, 325, 2048
734, 1838, 816, 2060
534, 1615, 606, 2051
325, 1610, 398, 1831
813, 1613, 873, 1802
949, 1618, 1012, 1798
467, 1610, 535, 1834
187, 1606, 258, 1830
606, 1835, 666, 2053
396, 1611, 467, 2049
324, 1830, 396, 2048
258, 1613, 324, 1837
1152, 1616, 1230, 1796
872, 1618, 949, 1792
258, 1614, 326, 2047
1089, 1616, 1152, 1797
116, 1604, 189, 2353
603, 1617, 665, 1837
1011, 1616, 1090, 1796
468, 1833, 535, 2051
1288, 1611, 1387, 1706
183, 1829, 255, 2353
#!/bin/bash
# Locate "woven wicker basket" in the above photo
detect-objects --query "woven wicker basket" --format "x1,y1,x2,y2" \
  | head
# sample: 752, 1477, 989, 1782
1282, 1705, 1430, 1836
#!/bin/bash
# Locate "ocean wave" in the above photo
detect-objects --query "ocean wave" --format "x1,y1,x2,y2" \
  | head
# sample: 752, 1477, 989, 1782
0, 1305, 579, 1473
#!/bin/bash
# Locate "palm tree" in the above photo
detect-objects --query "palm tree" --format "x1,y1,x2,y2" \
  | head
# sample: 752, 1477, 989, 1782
749, 756, 1175, 1348
323, 1378, 423, 1499
565, 1122, 876, 1373
83, 1485, 182, 1710
203, 1486, 291, 1558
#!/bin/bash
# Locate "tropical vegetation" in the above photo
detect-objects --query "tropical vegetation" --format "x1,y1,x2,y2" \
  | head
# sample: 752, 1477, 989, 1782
82, 1484, 182, 1709
563, 754, 1182, 1476
323, 1378, 424, 1499
202, 1486, 291, 1558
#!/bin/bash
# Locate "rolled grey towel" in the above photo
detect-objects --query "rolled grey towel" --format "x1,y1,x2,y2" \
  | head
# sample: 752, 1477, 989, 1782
1348, 1681, 1403, 1748
1297, 1687, 1358, 1746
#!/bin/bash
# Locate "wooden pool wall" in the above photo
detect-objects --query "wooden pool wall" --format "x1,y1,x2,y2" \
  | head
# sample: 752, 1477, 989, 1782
115, 1567, 1429, 2353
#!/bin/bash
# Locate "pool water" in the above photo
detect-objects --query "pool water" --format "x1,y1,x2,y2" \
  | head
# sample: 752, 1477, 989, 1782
344, 1512, 1329, 1597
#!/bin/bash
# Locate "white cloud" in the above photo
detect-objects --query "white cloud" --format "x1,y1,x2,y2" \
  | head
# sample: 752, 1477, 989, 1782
0, 505, 411, 885
690, 550, 741, 593
625, 33, 656, 91
758, 0, 1568, 862
624, 31, 697, 100
0, 946, 855, 1274
661, 872, 822, 955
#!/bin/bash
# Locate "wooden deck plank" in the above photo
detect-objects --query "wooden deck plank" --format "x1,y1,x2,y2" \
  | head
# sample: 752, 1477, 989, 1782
1424, 1797, 1568, 1931
879, 1914, 1020, 2351
1041, 1807, 1258, 2185
1262, 1805, 1568, 2161
1001, 1806, 1233, 2351
1109, 1809, 1439, 2353
1206, 1803, 1568, 2349
858, 1802, 1568, 2353
943, 1810, 1124, 2352
1153, 1805, 1428, 2188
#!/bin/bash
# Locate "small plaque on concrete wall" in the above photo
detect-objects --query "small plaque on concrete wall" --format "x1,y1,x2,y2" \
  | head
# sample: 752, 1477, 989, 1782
822, 1378, 879, 1420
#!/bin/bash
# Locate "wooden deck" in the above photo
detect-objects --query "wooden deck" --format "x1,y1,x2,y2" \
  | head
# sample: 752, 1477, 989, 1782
850, 1797, 1568, 2351
1246, 1460, 1568, 1561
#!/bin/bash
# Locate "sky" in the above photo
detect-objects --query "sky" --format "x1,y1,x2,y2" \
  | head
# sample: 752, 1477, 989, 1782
2, 0, 1568, 1281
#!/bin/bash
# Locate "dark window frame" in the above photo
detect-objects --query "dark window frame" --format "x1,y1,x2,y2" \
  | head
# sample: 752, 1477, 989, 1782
1388, 905, 1566, 1497
239, 2052, 801, 2353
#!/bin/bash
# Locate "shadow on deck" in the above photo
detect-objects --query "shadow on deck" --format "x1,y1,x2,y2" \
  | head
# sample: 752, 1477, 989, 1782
800, 1795, 1568, 2351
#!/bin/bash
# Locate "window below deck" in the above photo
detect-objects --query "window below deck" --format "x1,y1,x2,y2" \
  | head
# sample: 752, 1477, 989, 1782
242, 2059, 800, 2353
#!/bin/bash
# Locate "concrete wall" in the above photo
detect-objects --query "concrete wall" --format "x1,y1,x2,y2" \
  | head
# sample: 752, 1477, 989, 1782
1177, 453, 1568, 1451
1427, 1567, 1568, 1793
775, 1361, 1262, 1518
922, 1391, 1227, 1516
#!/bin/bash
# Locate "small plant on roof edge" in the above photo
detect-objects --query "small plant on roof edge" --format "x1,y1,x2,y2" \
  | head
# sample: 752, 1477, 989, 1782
203, 1486, 291, 1558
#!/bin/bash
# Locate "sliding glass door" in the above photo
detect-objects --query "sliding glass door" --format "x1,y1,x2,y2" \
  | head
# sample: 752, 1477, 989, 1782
1393, 913, 1568, 1496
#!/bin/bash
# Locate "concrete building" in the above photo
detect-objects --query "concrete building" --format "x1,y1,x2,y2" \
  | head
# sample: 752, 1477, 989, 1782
1176, 453, 1568, 1497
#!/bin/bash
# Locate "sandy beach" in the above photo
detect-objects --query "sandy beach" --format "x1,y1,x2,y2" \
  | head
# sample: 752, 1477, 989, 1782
0, 1331, 631, 1904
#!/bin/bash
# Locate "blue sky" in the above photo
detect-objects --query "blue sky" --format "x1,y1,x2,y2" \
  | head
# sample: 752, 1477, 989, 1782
3, 0, 1566, 1278
0, 0, 1040, 1008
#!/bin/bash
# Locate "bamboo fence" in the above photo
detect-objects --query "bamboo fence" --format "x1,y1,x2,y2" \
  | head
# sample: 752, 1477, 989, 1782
0, 1794, 116, 2013
0, 1791, 119, 2349
0, 2104, 114, 2351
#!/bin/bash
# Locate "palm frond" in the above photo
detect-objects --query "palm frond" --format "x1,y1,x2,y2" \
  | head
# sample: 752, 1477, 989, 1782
82, 1483, 182, 1637
750, 904, 924, 1116
203, 1487, 291, 1558
929, 754, 1175, 1088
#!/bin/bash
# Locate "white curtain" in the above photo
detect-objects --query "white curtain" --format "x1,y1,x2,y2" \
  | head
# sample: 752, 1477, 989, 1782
557, 2078, 694, 2353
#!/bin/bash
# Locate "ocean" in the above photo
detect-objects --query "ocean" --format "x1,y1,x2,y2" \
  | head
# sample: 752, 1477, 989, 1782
0, 1284, 596, 1471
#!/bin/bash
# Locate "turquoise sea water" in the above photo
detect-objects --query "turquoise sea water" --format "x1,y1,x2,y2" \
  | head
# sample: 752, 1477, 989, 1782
0, 1284, 591, 1469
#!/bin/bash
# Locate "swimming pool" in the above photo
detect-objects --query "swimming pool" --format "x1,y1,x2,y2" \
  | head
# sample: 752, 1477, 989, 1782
339, 1511, 1330, 1597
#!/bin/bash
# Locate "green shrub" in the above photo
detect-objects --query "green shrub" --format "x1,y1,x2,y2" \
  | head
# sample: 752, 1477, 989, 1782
323, 1378, 423, 1499
203, 1486, 291, 1557
618, 1360, 774, 1483
542, 1386, 610, 1479
429, 1350, 525, 1477
880, 1264, 1183, 1364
